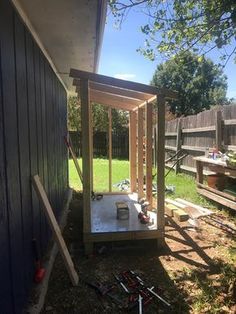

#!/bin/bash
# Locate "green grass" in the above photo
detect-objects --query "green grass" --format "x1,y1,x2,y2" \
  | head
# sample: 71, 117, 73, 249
69, 158, 130, 192
69, 158, 213, 207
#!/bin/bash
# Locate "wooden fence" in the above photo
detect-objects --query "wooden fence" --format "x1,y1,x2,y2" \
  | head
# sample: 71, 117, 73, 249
164, 105, 236, 174
69, 130, 129, 159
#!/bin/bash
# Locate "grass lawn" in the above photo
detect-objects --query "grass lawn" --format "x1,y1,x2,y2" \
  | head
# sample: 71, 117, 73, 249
69, 158, 213, 207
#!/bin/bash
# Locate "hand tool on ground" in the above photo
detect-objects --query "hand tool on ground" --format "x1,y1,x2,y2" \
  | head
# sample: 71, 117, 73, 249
114, 274, 130, 293
147, 287, 171, 307
138, 294, 143, 314
129, 270, 171, 308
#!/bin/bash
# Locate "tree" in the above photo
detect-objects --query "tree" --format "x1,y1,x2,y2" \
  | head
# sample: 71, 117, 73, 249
151, 51, 228, 116
109, 0, 236, 65
68, 96, 128, 132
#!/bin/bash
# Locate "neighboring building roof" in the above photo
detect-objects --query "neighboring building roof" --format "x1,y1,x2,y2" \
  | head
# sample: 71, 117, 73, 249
12, 0, 107, 92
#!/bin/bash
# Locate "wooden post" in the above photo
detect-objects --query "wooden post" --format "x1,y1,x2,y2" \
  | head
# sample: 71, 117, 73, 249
196, 160, 203, 184
90, 104, 93, 191
145, 103, 153, 206
153, 126, 157, 168
175, 118, 182, 174
108, 107, 112, 192
138, 107, 144, 199
80, 79, 91, 234
129, 111, 137, 192
156, 95, 165, 238
216, 110, 222, 151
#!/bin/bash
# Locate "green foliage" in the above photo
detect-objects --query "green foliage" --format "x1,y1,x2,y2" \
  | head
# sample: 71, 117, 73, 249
109, 0, 236, 65
151, 51, 228, 115
68, 96, 81, 131
68, 96, 128, 132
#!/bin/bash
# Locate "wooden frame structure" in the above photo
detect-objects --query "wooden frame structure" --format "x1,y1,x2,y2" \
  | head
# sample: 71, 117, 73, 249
70, 69, 177, 252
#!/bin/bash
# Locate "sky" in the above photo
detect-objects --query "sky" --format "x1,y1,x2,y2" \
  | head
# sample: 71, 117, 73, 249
98, 8, 236, 99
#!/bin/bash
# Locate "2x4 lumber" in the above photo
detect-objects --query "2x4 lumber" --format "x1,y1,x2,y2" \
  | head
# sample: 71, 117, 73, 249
80, 79, 92, 233
173, 209, 189, 222
129, 111, 137, 192
133, 95, 157, 111
145, 103, 153, 205
138, 107, 144, 198
108, 107, 112, 192
70, 68, 159, 95
175, 198, 209, 213
182, 125, 216, 133
32, 175, 79, 286
156, 94, 165, 232
71, 69, 178, 99
197, 183, 236, 202
90, 103, 94, 191
90, 92, 136, 111
197, 187, 236, 210
91, 90, 142, 107
165, 198, 186, 209
75, 85, 135, 111
73, 79, 153, 101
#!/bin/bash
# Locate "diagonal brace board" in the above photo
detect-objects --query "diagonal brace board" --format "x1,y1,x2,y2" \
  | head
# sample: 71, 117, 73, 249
64, 135, 83, 184
32, 175, 79, 286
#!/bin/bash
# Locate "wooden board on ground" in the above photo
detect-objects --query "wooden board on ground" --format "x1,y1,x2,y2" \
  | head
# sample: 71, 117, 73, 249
173, 208, 189, 222
165, 204, 179, 217
32, 175, 79, 286
165, 203, 189, 221
165, 198, 186, 209
176, 198, 213, 217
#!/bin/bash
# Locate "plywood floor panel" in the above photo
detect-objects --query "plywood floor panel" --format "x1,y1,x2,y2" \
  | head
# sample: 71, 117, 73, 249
91, 193, 157, 233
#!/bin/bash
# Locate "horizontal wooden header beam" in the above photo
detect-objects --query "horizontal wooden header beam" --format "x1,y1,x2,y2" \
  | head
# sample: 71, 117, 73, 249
70, 68, 159, 95
73, 79, 153, 101
90, 90, 141, 107
90, 93, 135, 111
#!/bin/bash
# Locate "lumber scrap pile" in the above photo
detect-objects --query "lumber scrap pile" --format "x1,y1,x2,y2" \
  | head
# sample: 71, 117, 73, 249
165, 198, 213, 222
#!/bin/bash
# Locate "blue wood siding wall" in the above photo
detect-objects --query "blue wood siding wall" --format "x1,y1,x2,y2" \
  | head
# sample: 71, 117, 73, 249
0, 1, 68, 313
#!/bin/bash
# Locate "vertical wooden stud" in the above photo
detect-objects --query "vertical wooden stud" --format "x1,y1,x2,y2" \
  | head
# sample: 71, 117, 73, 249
175, 118, 182, 174
90, 104, 93, 191
216, 110, 222, 151
108, 107, 112, 192
153, 126, 157, 168
80, 79, 91, 233
129, 111, 137, 192
138, 107, 144, 199
156, 95, 165, 235
145, 103, 153, 206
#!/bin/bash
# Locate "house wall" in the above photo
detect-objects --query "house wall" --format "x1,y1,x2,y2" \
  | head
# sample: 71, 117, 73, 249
0, 0, 68, 313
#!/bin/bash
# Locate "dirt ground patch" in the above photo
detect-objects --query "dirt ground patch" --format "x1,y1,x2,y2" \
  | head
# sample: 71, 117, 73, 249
41, 192, 236, 314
